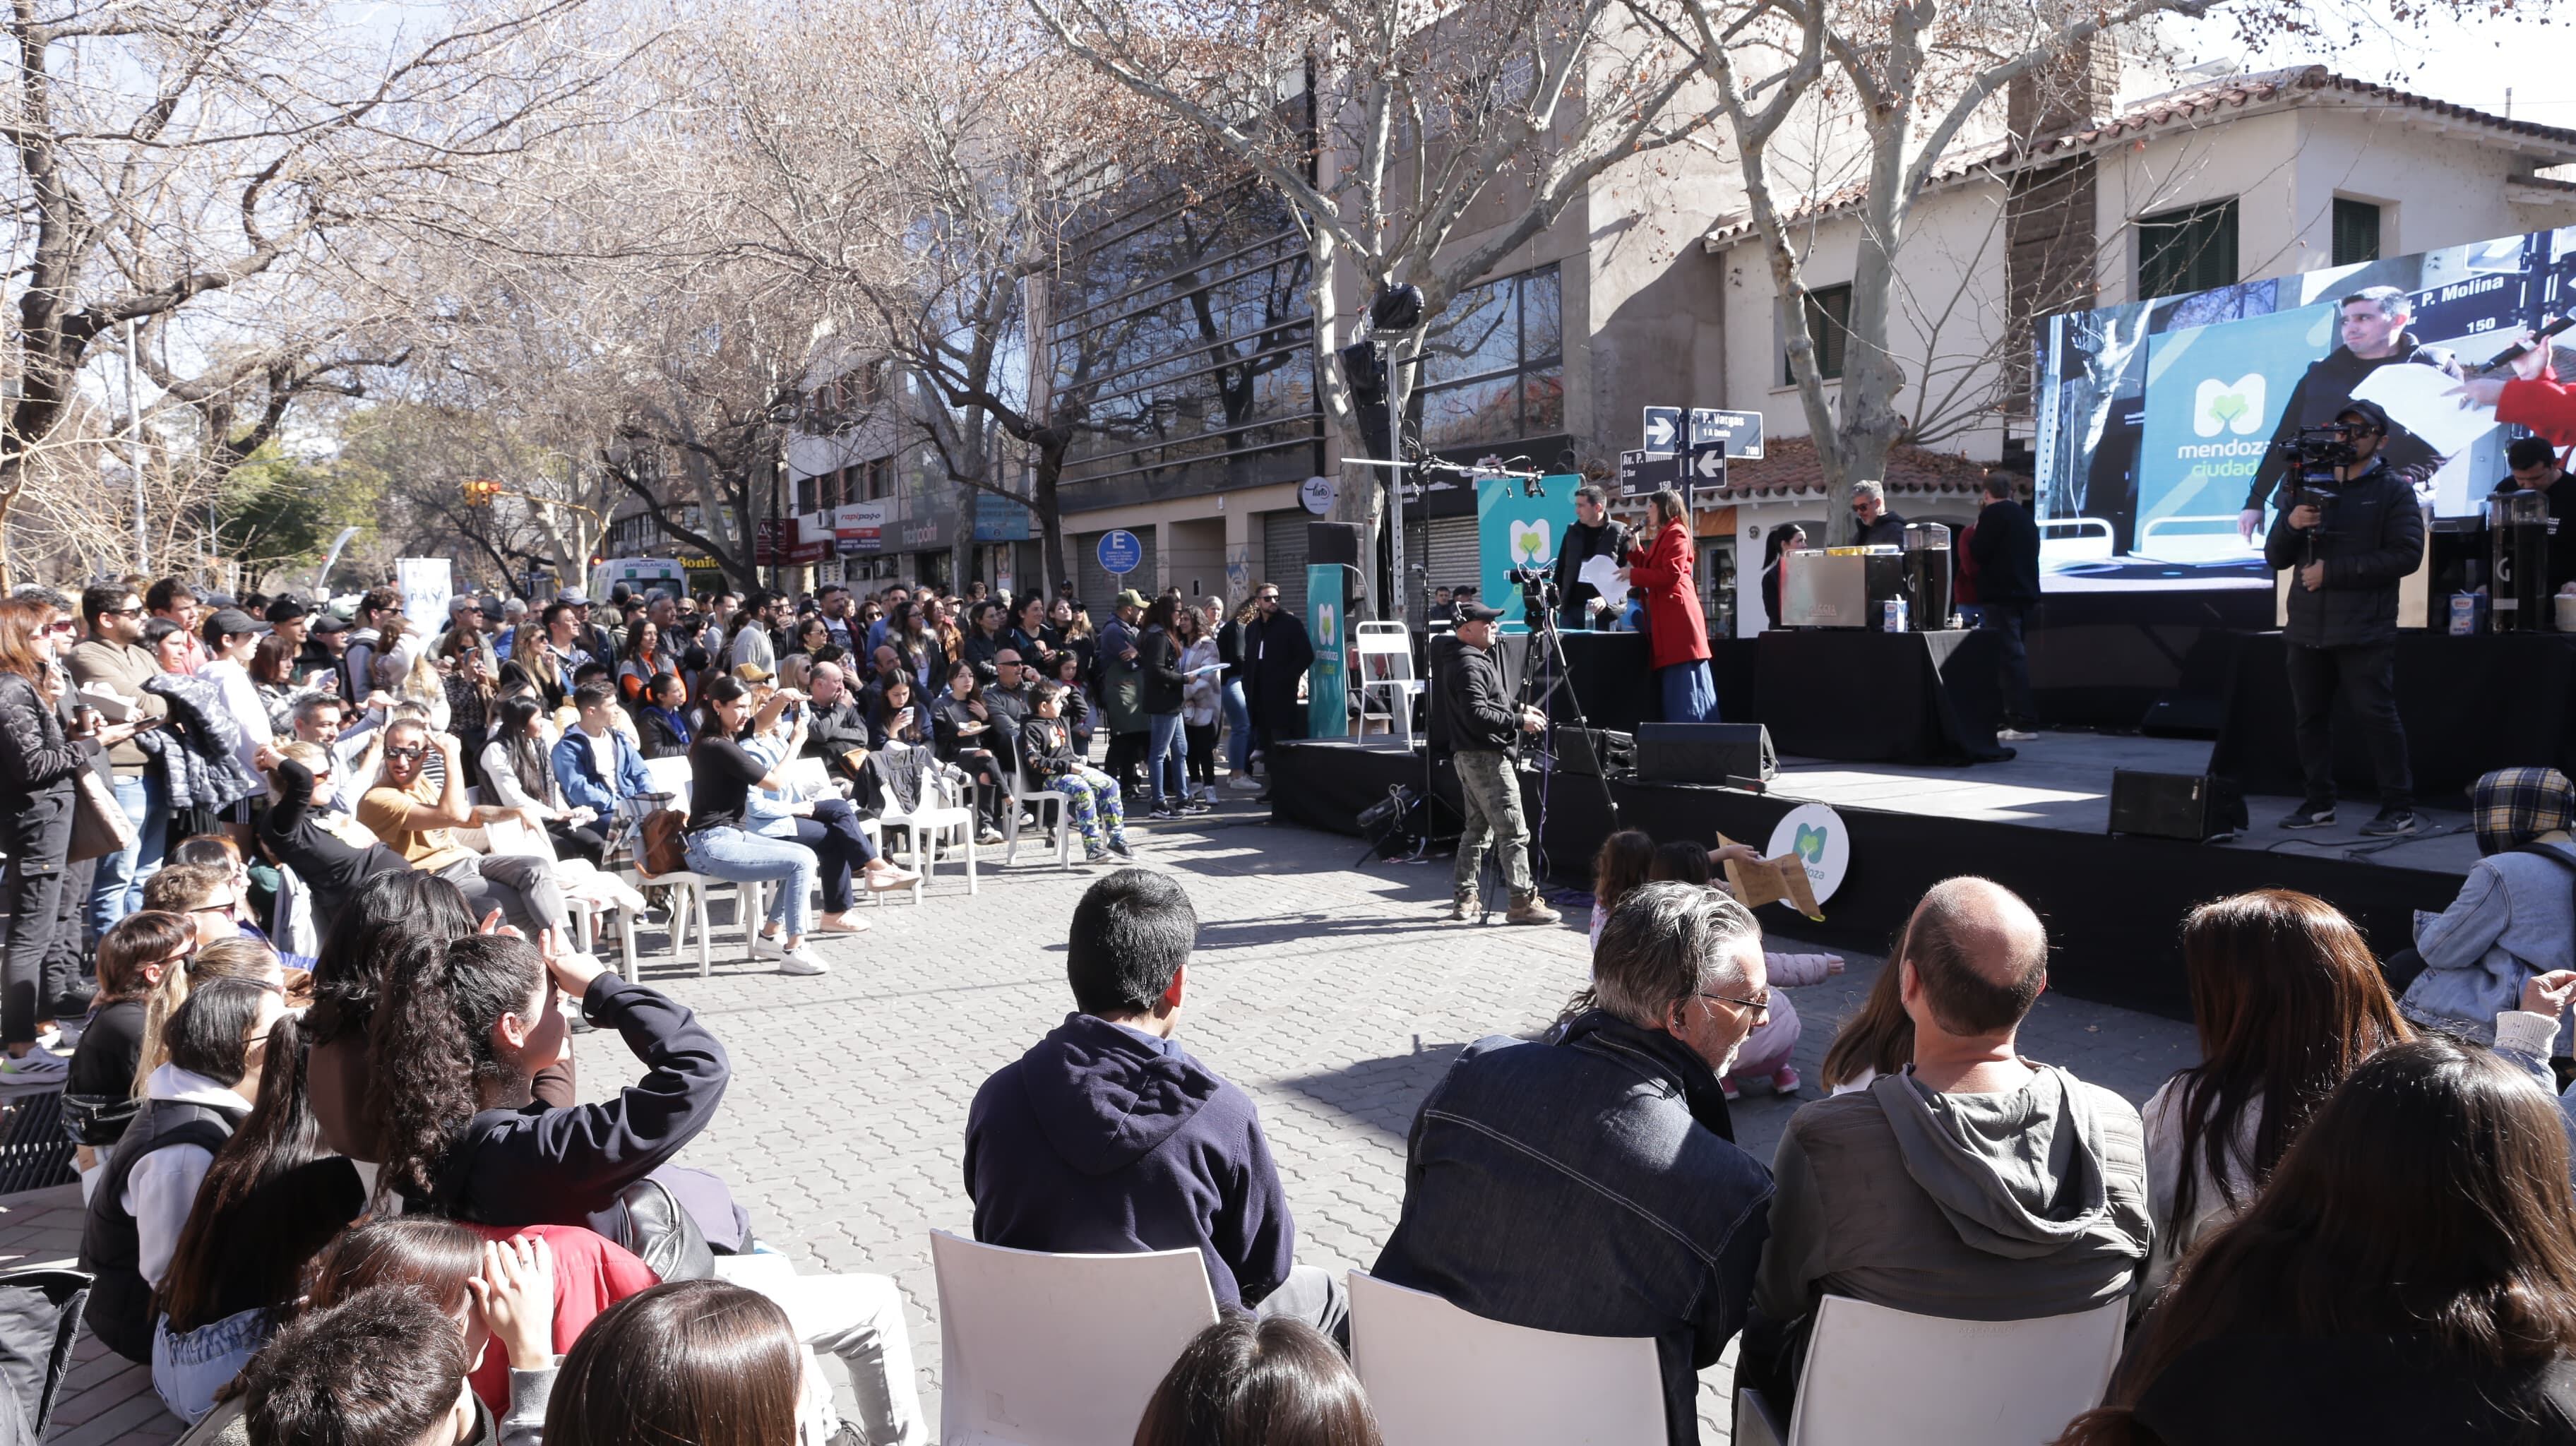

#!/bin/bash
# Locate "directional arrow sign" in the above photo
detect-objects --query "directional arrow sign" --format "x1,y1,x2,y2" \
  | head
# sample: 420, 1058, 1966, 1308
1688, 407, 1765, 460
1689, 440, 1728, 482
1641, 406, 1681, 456
1618, 448, 1683, 497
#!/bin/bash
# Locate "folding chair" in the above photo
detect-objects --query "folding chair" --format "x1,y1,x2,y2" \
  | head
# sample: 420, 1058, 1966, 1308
865, 746, 977, 901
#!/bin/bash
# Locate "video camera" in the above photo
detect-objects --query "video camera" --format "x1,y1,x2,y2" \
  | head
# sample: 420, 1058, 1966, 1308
2272, 423, 2363, 508
1508, 563, 1561, 612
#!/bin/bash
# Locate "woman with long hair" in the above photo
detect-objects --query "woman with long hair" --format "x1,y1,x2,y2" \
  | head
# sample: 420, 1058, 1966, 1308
0, 595, 89, 1056
1004, 594, 1054, 674
436, 629, 496, 785
1819, 944, 1913, 1095
930, 659, 1009, 840
303, 871, 499, 1169
149, 1009, 365, 1421
479, 694, 607, 866
1760, 524, 1808, 632
2056, 1036, 2576, 1445
1051, 652, 1094, 756
67, 911, 194, 1185
547, 1280, 810, 1446
1587, 830, 1657, 952
1218, 594, 1258, 789
1174, 606, 1221, 807
614, 618, 666, 710
1626, 487, 1718, 722
962, 599, 1006, 685
1138, 596, 1193, 818
1135, 1315, 1384, 1446
681, 674, 828, 973
2136, 890, 2411, 1308
868, 670, 928, 751
248, 634, 300, 734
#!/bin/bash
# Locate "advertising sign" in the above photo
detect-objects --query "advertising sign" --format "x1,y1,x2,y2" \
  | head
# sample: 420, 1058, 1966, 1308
832, 501, 889, 555
1306, 563, 1347, 738
971, 492, 1032, 543
1477, 473, 1581, 634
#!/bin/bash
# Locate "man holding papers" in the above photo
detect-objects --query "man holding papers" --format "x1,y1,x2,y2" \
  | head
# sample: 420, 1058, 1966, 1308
2236, 286, 2458, 541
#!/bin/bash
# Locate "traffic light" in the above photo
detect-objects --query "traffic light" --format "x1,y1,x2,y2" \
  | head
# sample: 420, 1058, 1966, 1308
462, 478, 499, 507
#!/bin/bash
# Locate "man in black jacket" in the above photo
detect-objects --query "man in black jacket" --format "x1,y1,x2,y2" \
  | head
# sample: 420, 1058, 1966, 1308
2237, 286, 2455, 541
1968, 473, 2044, 741
2263, 400, 2425, 836
1430, 602, 1557, 925
1241, 581, 1313, 780
1551, 485, 1632, 629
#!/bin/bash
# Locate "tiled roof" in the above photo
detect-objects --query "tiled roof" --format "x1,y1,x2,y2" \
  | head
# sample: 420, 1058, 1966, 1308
1700, 435, 1991, 500
1705, 65, 2576, 247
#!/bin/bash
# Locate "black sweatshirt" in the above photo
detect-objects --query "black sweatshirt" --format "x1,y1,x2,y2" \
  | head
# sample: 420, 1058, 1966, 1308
425, 972, 729, 1229
261, 756, 410, 915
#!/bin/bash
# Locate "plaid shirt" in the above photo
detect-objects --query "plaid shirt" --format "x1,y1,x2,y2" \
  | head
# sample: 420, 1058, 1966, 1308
2473, 767, 2576, 856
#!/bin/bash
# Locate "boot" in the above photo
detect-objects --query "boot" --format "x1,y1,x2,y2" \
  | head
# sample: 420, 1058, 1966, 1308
1448, 888, 1474, 923
1506, 890, 1561, 926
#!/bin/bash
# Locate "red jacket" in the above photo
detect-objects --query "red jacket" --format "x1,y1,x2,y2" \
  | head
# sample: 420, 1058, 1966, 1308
2498, 366, 2576, 458
1625, 520, 1710, 670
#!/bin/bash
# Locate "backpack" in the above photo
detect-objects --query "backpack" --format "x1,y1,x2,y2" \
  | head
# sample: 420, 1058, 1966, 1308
639, 808, 690, 878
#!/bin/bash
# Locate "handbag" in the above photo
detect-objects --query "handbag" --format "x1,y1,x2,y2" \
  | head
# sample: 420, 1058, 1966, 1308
65, 767, 135, 865
639, 808, 691, 878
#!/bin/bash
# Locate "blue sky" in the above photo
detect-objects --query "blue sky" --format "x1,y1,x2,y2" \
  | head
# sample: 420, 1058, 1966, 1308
2170, 5, 2576, 121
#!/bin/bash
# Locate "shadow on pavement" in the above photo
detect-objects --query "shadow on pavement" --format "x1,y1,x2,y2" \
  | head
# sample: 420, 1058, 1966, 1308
1274, 1040, 1467, 1142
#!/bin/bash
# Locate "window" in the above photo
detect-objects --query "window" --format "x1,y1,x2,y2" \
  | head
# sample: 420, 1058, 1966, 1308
2333, 198, 2382, 266
1414, 263, 1566, 451
795, 474, 817, 515
1783, 284, 1852, 385
2135, 200, 2239, 299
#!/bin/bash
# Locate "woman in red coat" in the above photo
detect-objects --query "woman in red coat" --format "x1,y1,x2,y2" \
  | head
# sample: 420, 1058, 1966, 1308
1625, 487, 1719, 722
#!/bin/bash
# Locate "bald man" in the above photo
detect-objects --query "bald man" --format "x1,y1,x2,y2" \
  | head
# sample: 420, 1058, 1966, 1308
1741, 878, 2151, 1410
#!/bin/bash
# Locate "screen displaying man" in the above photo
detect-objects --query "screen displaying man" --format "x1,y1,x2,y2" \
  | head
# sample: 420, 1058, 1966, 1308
2238, 286, 2456, 539
2262, 400, 2423, 838
2492, 436, 2576, 597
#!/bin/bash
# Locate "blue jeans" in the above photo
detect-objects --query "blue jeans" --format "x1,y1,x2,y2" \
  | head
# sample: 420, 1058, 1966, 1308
154, 1307, 272, 1423
1659, 659, 1719, 723
1222, 681, 1253, 772
1147, 712, 1188, 808
88, 772, 163, 939
682, 826, 816, 938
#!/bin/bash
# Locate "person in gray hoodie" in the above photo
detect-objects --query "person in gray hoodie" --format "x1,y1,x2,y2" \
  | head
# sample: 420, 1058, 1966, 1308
1743, 877, 2152, 1408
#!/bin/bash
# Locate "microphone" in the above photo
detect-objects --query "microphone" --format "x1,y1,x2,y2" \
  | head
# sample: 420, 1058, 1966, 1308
2481, 316, 2576, 372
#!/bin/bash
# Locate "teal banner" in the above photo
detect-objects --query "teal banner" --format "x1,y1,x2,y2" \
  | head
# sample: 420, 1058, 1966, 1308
1477, 474, 1583, 633
1306, 563, 1347, 738
2137, 303, 2336, 554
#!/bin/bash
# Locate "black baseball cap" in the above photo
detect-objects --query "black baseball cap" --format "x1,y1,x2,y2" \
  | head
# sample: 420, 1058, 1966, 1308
1456, 601, 1505, 623
313, 614, 352, 635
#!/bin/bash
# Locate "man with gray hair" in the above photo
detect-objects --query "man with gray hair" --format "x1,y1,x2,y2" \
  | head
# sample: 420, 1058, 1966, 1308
2238, 283, 2455, 540
1373, 882, 1775, 1445
1849, 478, 1906, 546
1741, 876, 2150, 1414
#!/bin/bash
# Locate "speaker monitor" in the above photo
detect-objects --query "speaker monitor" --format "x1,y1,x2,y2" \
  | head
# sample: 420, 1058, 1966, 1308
1634, 722, 1777, 786
1308, 521, 1364, 568
2108, 770, 2247, 842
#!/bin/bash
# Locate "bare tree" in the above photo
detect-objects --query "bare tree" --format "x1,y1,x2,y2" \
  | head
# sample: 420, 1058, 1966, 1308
1029, 0, 1711, 617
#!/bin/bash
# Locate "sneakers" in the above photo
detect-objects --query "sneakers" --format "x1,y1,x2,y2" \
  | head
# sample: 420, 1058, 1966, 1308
1997, 728, 2038, 743
1505, 891, 1562, 926
1181, 799, 1215, 816
1084, 842, 1111, 864
1108, 835, 1135, 860
1448, 890, 1474, 923
2360, 806, 2420, 838
1771, 1064, 1801, 1095
862, 865, 921, 892
1227, 775, 1262, 792
1147, 806, 1177, 820
775, 946, 830, 976
977, 824, 1005, 845
2277, 803, 2337, 830
0, 1048, 65, 1075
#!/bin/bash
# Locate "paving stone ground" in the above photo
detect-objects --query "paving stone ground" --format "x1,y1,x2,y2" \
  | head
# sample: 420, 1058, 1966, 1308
550, 803, 2200, 1443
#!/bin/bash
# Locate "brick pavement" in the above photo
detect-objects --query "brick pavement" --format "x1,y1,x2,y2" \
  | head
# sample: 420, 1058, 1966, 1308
557, 806, 2201, 1443
18, 803, 2199, 1444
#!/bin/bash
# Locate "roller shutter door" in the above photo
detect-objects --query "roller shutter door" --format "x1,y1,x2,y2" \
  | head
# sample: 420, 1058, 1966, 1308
1425, 515, 1480, 594
1075, 528, 1157, 614
1261, 511, 1309, 618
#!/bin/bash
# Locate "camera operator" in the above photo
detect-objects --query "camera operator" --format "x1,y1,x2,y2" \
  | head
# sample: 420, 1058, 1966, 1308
1549, 485, 1631, 630
1429, 601, 1557, 926
2263, 399, 2424, 837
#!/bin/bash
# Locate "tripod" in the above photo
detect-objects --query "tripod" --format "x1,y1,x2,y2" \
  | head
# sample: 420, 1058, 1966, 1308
1473, 578, 1624, 923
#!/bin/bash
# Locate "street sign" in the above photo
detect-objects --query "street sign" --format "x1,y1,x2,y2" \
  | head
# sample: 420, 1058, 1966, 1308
1688, 407, 1765, 460
1299, 475, 1337, 515
1097, 528, 1144, 575
1641, 407, 1681, 456
1688, 438, 1729, 484
1617, 448, 1682, 497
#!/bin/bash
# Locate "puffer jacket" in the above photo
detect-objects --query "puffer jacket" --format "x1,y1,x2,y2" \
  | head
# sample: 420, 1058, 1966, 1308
141, 673, 264, 810
2260, 460, 2423, 648
0, 671, 83, 801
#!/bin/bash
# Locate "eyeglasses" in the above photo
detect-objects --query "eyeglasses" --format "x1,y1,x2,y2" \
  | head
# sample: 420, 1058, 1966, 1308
383, 745, 427, 760
1699, 988, 1772, 1015
103, 606, 143, 618
189, 897, 242, 916
1257, 594, 1280, 604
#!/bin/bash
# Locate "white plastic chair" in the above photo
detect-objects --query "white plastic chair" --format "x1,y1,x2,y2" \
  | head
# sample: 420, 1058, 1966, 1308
1347, 1270, 1665, 1446
626, 755, 735, 977
865, 746, 977, 902
1733, 1295, 2127, 1446
929, 1231, 1218, 1446
483, 812, 640, 976
1003, 751, 1073, 868
1353, 621, 1422, 746
770, 753, 888, 910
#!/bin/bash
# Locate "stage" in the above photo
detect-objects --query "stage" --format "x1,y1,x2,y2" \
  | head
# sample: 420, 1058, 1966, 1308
1269, 731, 2474, 1022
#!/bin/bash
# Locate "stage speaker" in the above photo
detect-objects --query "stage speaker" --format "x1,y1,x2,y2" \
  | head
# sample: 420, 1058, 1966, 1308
1635, 722, 1777, 786
2108, 770, 2247, 842
1308, 521, 1363, 567
1553, 728, 1633, 779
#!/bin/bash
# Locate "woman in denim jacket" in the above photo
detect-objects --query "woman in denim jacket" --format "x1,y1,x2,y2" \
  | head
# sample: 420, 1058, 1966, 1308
2397, 767, 2576, 1045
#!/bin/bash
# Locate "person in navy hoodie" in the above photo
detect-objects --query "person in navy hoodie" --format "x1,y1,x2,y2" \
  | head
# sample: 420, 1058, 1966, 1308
964, 868, 1343, 1335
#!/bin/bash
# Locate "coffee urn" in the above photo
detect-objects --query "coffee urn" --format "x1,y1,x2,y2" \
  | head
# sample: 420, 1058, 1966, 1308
2491, 489, 2551, 632
1900, 522, 1954, 632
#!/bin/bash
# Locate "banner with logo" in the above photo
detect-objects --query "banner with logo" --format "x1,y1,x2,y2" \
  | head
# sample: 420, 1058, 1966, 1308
2035, 227, 2558, 597
833, 501, 888, 554
1476, 474, 1582, 633
1306, 563, 1347, 738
